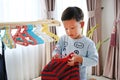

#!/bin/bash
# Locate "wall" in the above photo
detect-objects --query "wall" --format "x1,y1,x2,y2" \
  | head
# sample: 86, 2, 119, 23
101, 0, 114, 69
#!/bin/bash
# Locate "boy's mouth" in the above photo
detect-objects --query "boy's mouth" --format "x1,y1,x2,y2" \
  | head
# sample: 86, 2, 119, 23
69, 35, 74, 37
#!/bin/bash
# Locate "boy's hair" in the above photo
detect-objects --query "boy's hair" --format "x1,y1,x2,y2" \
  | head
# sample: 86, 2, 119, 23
61, 7, 84, 22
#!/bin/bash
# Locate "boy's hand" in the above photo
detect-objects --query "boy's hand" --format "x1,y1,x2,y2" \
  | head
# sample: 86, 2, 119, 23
67, 56, 75, 66
67, 53, 83, 66
52, 53, 60, 59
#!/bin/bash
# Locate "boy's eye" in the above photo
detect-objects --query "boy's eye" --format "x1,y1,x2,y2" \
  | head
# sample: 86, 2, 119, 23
65, 28, 68, 30
70, 26, 75, 29
71, 27, 74, 29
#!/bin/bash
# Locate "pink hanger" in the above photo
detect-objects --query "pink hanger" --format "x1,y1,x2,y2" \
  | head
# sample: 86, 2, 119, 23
12, 26, 29, 46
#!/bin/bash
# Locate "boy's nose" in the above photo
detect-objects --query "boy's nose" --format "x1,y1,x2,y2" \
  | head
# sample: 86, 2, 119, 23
67, 30, 71, 35
67, 30, 70, 34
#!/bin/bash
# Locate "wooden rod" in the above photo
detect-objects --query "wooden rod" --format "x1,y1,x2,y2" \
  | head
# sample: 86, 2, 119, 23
0, 19, 61, 29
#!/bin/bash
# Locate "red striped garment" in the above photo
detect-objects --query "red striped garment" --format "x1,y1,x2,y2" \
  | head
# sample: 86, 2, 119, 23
41, 53, 80, 80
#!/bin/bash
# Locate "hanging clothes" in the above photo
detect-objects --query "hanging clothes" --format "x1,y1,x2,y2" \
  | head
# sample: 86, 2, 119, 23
0, 41, 7, 80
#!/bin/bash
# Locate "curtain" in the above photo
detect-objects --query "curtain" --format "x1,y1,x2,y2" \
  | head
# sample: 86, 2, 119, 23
45, 0, 57, 60
103, 0, 120, 80
86, 0, 102, 75
5, 45, 45, 80
0, 0, 48, 80
0, 0, 47, 22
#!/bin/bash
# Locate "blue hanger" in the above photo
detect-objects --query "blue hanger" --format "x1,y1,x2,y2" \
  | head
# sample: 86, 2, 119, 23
26, 24, 44, 44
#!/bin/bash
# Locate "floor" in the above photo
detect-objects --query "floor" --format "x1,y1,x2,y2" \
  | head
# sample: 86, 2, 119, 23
87, 75, 115, 80
86, 67, 115, 80
33, 75, 114, 80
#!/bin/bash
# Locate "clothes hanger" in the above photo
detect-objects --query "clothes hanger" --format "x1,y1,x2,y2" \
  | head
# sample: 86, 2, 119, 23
26, 24, 44, 44
2, 26, 16, 49
21, 25, 38, 45
12, 26, 29, 46
34, 24, 54, 42
41, 24, 59, 41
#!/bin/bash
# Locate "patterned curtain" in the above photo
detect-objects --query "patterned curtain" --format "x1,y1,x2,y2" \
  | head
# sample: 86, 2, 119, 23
103, 0, 120, 80
45, 0, 57, 60
86, 0, 102, 75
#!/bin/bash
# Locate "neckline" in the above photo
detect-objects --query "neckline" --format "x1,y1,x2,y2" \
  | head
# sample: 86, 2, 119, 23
68, 35, 85, 41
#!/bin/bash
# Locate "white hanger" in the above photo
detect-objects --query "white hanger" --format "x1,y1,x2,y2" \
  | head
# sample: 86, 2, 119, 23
34, 24, 54, 42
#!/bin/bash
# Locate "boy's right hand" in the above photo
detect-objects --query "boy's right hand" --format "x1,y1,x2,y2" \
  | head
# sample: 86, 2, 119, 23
52, 53, 60, 59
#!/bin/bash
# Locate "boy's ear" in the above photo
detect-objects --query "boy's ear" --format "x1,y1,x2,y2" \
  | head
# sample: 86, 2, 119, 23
80, 21, 84, 28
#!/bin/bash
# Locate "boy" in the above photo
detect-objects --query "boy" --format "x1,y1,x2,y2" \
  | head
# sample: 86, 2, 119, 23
52, 6, 98, 80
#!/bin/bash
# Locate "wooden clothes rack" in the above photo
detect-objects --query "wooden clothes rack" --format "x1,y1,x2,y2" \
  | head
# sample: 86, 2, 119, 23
0, 19, 61, 29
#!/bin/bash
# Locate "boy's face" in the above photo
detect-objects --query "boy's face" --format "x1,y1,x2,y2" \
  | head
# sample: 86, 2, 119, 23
63, 19, 83, 39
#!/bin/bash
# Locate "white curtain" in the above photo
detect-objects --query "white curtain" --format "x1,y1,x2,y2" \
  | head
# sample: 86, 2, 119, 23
0, 0, 47, 22
5, 45, 45, 80
5, 43, 51, 80
0, 0, 49, 80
